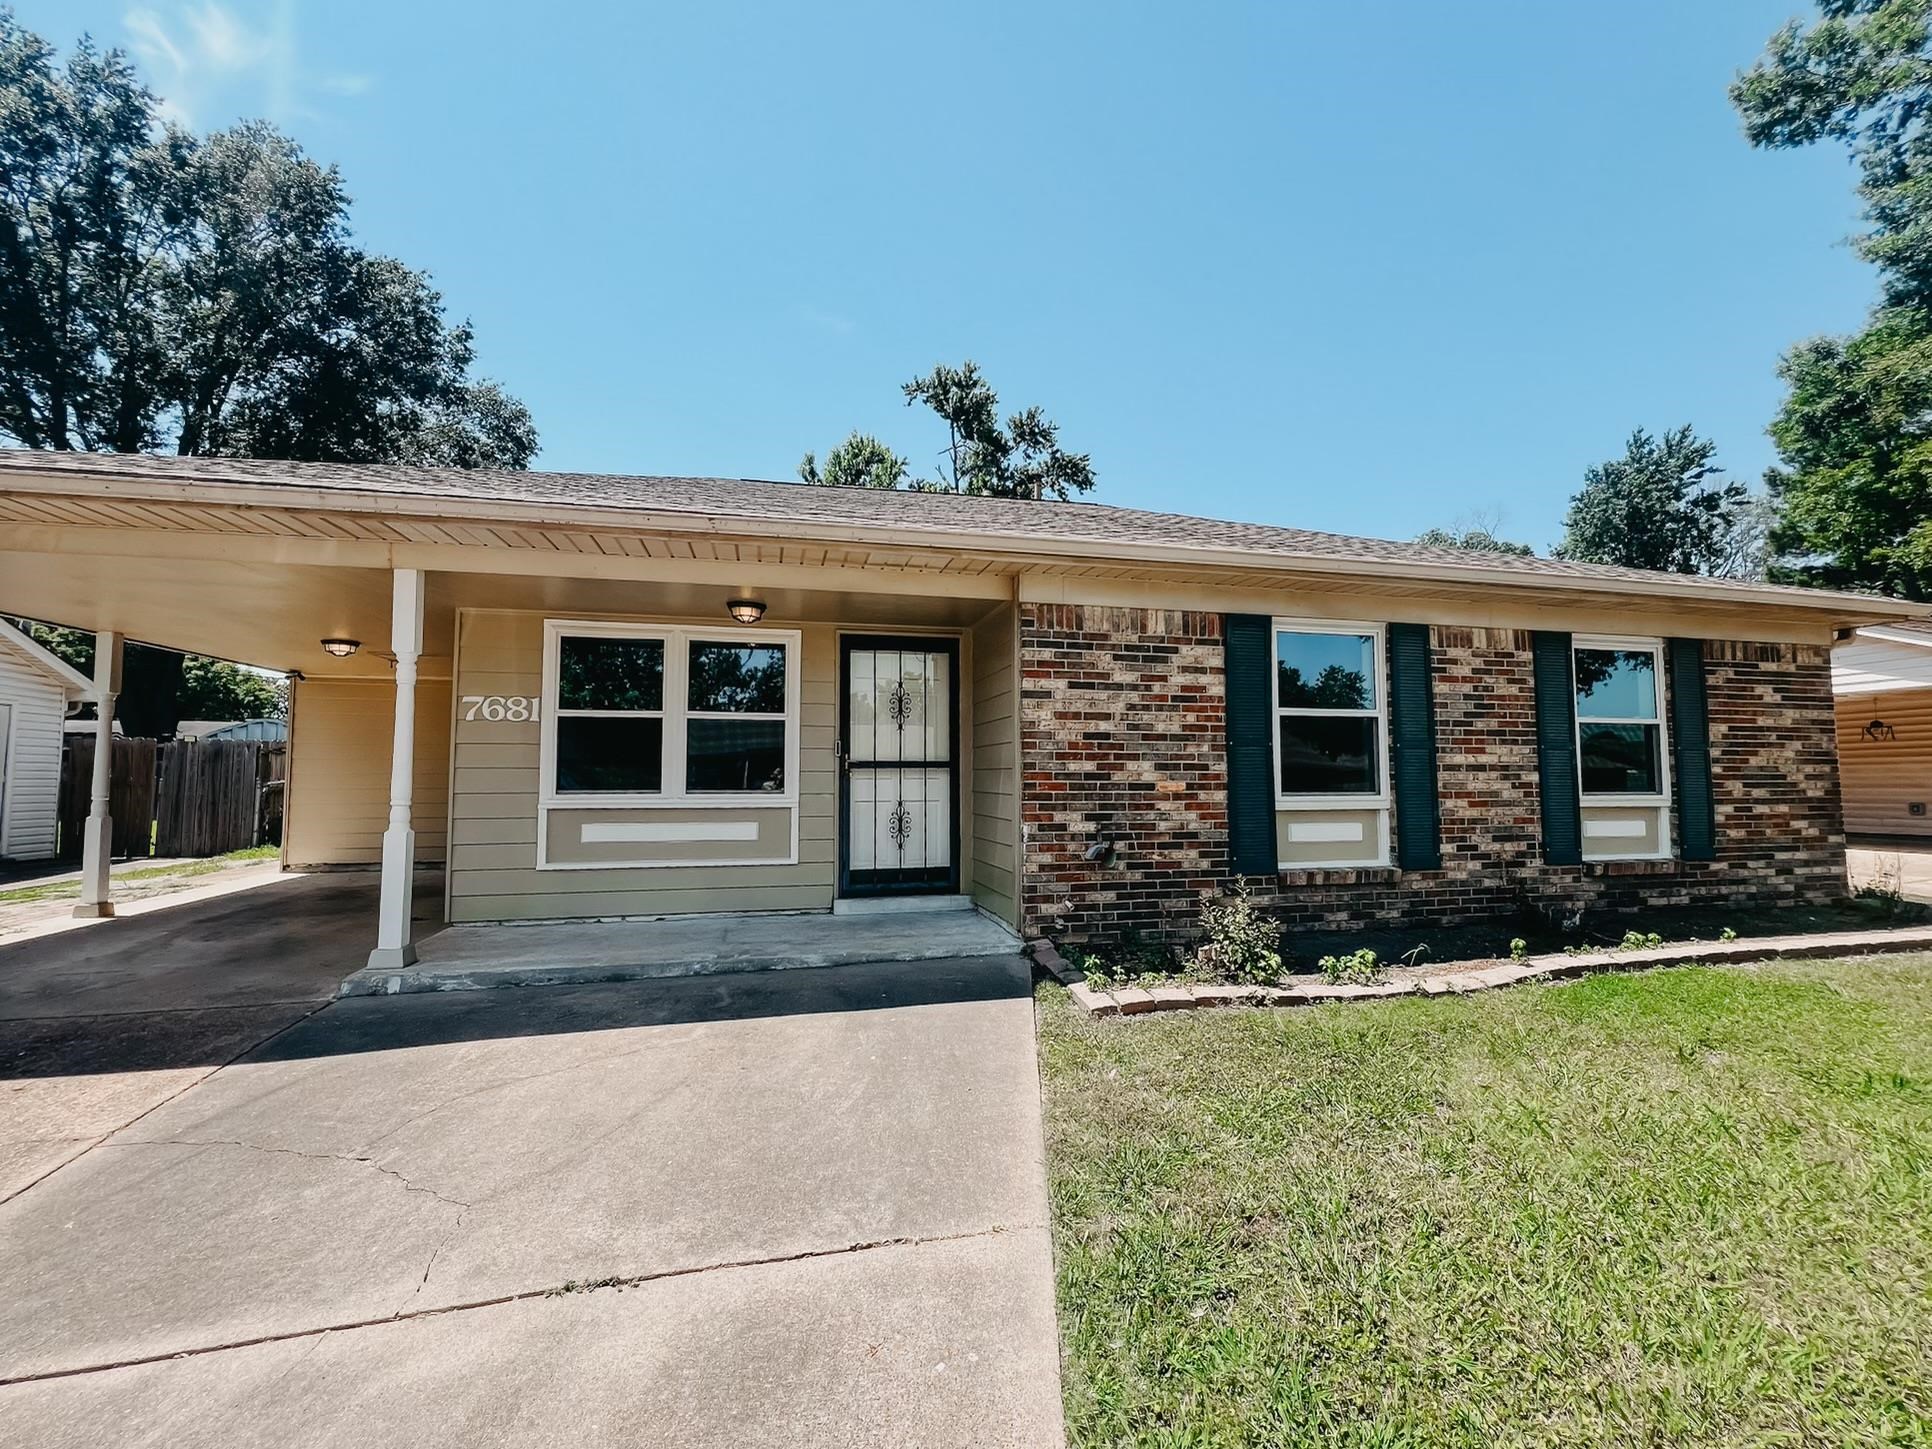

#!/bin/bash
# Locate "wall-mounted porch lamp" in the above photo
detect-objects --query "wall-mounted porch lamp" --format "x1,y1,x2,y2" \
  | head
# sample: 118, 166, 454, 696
320, 638, 361, 658
1864, 697, 1897, 742
726, 599, 767, 625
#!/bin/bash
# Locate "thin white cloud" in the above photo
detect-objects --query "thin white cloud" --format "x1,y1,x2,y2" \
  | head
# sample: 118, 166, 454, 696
183, 2, 271, 70
121, 1, 371, 128
793, 304, 857, 336
124, 9, 186, 75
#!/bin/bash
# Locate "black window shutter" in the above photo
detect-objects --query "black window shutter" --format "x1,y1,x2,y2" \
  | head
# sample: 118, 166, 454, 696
1387, 622, 1441, 870
1223, 614, 1278, 875
1531, 631, 1582, 866
1668, 637, 1716, 861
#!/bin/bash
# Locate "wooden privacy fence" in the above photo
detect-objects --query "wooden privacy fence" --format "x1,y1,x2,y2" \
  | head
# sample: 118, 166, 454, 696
56, 737, 156, 860
58, 738, 286, 860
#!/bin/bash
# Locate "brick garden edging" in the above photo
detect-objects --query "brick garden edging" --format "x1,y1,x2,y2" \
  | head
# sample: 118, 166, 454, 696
1037, 927, 1932, 1019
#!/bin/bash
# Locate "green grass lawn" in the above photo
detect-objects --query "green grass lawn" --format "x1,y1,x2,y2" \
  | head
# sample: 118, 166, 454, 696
1040, 956, 1932, 1447
0, 844, 279, 906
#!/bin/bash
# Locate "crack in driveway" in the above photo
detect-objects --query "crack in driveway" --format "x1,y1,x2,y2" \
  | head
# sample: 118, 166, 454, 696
0, 1001, 330, 1208
111, 1137, 475, 1306
128, 1137, 473, 1212
0, 1220, 1047, 1389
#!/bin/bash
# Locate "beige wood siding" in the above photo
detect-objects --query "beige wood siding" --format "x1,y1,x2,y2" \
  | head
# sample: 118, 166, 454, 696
447, 610, 835, 922
286, 677, 450, 866
1836, 690, 1932, 837
969, 607, 1018, 926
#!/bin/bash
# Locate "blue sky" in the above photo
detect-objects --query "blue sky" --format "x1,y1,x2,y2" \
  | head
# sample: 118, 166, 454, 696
19, 1, 1875, 549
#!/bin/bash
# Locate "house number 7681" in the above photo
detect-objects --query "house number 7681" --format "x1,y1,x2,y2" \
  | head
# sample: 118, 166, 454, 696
462, 695, 539, 722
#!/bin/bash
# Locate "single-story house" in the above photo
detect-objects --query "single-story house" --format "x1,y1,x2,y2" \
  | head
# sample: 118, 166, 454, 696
1833, 621, 1932, 839
1, 449, 1925, 957
0, 615, 92, 860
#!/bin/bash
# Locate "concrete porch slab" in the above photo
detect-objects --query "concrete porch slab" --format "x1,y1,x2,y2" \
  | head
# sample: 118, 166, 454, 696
337, 908, 1022, 996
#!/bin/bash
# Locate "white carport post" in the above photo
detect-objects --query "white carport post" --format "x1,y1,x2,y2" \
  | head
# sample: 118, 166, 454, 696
368, 568, 425, 971
72, 631, 124, 919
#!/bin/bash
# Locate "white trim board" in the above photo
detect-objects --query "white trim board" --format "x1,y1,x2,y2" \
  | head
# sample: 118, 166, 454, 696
580, 820, 760, 844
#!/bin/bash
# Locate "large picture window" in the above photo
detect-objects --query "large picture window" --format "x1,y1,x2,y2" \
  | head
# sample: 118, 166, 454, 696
686, 642, 787, 793
1275, 626, 1381, 796
541, 621, 799, 806
1572, 635, 1671, 861
1573, 641, 1664, 797
554, 636, 664, 794
1271, 621, 1390, 868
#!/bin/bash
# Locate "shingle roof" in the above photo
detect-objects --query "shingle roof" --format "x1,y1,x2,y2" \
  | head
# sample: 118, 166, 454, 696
1868, 619, 1932, 640
0, 448, 1921, 615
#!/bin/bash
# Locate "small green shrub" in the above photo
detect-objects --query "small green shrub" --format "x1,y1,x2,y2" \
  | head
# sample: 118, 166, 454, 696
1509, 937, 1529, 961
1854, 880, 1907, 917
1718, 926, 1739, 943
1318, 948, 1380, 985
1620, 930, 1664, 951
1192, 885, 1284, 985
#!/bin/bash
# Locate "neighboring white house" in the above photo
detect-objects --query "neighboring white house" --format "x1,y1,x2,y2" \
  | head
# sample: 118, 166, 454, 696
0, 619, 92, 861
1833, 622, 1932, 839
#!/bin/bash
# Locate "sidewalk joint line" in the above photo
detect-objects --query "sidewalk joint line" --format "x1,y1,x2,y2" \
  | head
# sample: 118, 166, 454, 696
0, 1221, 1047, 1389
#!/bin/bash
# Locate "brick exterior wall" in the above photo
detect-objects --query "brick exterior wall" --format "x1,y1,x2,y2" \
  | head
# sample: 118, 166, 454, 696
1018, 606, 1847, 945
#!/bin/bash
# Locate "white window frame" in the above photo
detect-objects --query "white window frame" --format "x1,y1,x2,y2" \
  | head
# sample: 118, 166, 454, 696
1270, 619, 1391, 868
539, 619, 802, 811
1572, 633, 1673, 862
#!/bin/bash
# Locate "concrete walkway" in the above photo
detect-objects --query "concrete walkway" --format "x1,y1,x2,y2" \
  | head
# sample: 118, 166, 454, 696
343, 907, 1023, 996
0, 952, 1063, 1446
1847, 839, 1932, 902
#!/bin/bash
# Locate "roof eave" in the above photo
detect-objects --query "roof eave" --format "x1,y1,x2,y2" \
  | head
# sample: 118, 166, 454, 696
7, 466, 1932, 625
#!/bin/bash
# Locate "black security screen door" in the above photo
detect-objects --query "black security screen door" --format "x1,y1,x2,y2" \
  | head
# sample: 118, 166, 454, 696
839, 636, 960, 896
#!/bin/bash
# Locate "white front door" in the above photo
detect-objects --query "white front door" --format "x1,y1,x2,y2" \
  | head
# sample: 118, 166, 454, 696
840, 638, 957, 895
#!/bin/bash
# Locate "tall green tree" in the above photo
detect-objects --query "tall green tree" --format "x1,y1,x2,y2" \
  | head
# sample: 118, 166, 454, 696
1556, 427, 1754, 576
0, 16, 533, 732
1734, 1, 1932, 596
803, 360, 1095, 501
178, 656, 287, 722
1761, 315, 1932, 595
799, 432, 908, 489
1413, 517, 1535, 557
0, 16, 534, 465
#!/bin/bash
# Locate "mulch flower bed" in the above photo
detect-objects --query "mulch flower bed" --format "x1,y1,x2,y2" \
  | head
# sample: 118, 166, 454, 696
1031, 926, 1932, 1018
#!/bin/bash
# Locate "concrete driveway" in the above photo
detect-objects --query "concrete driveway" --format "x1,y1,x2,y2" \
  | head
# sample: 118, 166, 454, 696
0, 883, 1061, 1447
1847, 838, 1932, 902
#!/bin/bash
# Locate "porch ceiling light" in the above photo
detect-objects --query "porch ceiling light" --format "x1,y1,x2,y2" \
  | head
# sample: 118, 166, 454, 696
320, 637, 361, 658
727, 598, 767, 625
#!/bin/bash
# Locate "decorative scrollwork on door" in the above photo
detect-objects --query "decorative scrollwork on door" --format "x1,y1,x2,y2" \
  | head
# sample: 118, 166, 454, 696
886, 803, 912, 851
886, 681, 914, 730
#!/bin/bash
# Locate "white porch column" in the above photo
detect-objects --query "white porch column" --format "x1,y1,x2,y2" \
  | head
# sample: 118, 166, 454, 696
368, 569, 425, 971
73, 631, 125, 919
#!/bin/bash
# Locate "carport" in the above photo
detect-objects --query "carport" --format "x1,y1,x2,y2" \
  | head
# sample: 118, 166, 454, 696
0, 451, 1026, 977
